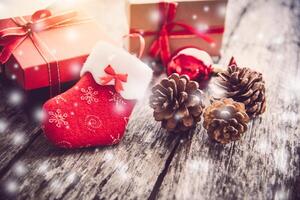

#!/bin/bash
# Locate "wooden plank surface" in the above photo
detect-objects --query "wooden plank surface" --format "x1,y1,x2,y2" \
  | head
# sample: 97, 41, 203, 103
157, 0, 300, 199
0, 79, 41, 177
0, 0, 300, 199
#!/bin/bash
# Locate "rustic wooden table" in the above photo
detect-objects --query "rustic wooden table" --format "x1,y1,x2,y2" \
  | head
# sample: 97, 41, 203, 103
0, 0, 300, 199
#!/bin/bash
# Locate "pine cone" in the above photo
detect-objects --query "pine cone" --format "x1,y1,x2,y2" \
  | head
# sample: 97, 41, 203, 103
218, 58, 266, 118
203, 98, 250, 144
150, 73, 204, 132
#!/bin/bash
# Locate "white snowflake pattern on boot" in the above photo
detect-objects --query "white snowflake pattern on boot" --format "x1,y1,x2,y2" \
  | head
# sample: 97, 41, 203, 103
109, 91, 126, 106
55, 95, 67, 104
110, 133, 121, 145
80, 86, 99, 104
48, 109, 69, 128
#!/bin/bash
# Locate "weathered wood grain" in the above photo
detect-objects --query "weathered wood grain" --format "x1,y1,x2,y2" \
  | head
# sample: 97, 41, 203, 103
157, 0, 300, 199
0, 78, 41, 177
0, 90, 183, 199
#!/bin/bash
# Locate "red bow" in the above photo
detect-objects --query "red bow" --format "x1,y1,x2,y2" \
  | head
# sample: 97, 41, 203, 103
131, 2, 224, 66
100, 65, 128, 93
0, 9, 78, 96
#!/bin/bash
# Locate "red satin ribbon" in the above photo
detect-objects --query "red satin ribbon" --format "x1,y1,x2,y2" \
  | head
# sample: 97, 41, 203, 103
100, 65, 128, 93
0, 9, 78, 96
130, 2, 224, 66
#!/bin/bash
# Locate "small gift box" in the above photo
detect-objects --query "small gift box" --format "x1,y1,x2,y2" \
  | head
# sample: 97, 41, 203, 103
128, 0, 228, 66
0, 9, 112, 96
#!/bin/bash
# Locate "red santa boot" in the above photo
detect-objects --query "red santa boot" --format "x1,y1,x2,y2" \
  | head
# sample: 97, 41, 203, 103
42, 41, 152, 148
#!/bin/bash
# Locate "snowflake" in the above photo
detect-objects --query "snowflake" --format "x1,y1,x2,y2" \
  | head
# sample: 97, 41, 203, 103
110, 133, 121, 145
109, 91, 126, 106
48, 109, 69, 128
80, 87, 99, 104
57, 140, 72, 148
55, 95, 67, 104
124, 117, 129, 125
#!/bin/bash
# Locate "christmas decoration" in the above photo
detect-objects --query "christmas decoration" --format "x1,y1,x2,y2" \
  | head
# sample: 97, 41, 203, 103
149, 73, 204, 132
0, 9, 111, 96
128, 0, 227, 66
42, 41, 152, 148
218, 57, 266, 118
167, 47, 213, 82
203, 98, 250, 144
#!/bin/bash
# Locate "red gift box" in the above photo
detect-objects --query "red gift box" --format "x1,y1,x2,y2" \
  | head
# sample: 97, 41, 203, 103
128, 0, 227, 66
0, 9, 112, 96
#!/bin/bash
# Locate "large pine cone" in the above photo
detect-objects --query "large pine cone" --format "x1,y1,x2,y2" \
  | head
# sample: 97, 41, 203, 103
203, 98, 250, 144
150, 73, 204, 132
218, 58, 266, 118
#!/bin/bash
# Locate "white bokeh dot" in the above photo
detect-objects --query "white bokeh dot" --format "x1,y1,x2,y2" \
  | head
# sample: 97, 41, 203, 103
217, 5, 226, 17
203, 5, 210, 12
33, 107, 46, 122
5, 180, 18, 194
52, 49, 57, 55
37, 161, 49, 174
66, 29, 79, 41
8, 90, 23, 106
0, 119, 8, 133
70, 63, 81, 76
149, 9, 161, 23
12, 131, 26, 145
12, 161, 27, 176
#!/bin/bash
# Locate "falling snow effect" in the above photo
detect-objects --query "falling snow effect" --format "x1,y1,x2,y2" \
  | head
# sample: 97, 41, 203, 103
37, 161, 49, 174
8, 90, 23, 106
149, 9, 161, 23
66, 29, 79, 42
50, 180, 62, 193
208, 79, 227, 100
66, 171, 80, 184
104, 152, 114, 162
196, 23, 209, 32
12, 131, 26, 145
0, 119, 8, 133
279, 75, 300, 103
217, 4, 226, 17
33, 107, 46, 122
70, 63, 82, 76
5, 180, 18, 194
12, 162, 27, 176
188, 159, 209, 173
116, 162, 130, 181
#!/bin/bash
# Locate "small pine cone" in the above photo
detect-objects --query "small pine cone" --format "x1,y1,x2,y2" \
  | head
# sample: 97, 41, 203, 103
203, 98, 250, 144
218, 58, 266, 118
150, 73, 204, 132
